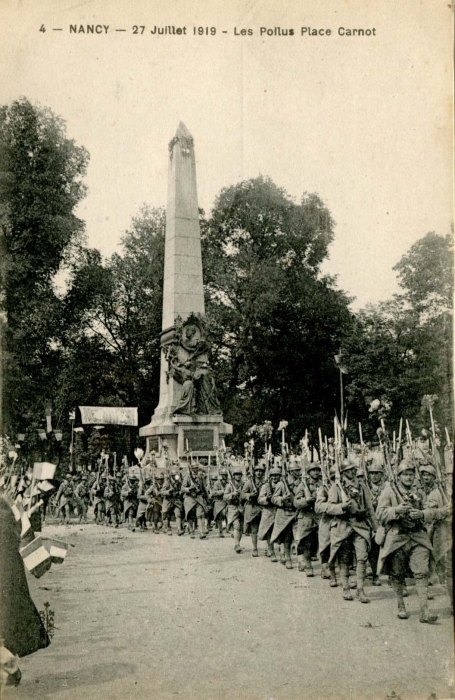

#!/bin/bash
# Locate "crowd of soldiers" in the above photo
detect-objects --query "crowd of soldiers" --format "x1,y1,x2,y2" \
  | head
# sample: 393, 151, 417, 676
48, 426, 454, 625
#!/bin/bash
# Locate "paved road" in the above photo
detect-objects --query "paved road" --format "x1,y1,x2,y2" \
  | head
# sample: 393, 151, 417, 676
9, 521, 454, 700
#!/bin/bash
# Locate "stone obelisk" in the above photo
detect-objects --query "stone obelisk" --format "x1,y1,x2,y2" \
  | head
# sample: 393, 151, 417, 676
140, 123, 232, 458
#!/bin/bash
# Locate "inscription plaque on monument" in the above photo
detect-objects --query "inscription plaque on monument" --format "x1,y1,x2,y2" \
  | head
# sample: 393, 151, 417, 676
184, 430, 214, 452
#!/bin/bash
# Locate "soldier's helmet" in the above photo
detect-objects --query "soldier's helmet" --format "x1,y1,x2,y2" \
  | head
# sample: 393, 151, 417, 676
367, 463, 384, 473
419, 464, 436, 477
308, 463, 322, 473
253, 464, 266, 472
340, 460, 356, 472
155, 472, 165, 480
397, 458, 414, 475
269, 466, 282, 476
288, 462, 301, 472
329, 465, 336, 478
219, 469, 229, 476
232, 466, 243, 475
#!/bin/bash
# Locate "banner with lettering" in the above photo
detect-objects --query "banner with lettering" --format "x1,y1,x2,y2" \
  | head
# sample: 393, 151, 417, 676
79, 406, 138, 427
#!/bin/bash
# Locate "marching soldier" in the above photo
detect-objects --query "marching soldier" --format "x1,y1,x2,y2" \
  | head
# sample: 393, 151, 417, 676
91, 473, 106, 524
376, 459, 437, 622
293, 463, 322, 576
270, 462, 300, 569
56, 473, 76, 525
419, 463, 437, 504
315, 465, 337, 586
161, 466, 184, 536
424, 461, 452, 613
258, 466, 281, 561
136, 476, 152, 530
241, 463, 266, 557
327, 460, 377, 603
181, 463, 208, 539
104, 474, 120, 527
146, 473, 165, 533
223, 466, 245, 552
120, 474, 139, 530
366, 462, 386, 585
74, 474, 90, 523
210, 469, 228, 537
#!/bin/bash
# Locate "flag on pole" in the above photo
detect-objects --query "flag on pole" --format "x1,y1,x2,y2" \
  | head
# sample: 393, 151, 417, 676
33, 462, 57, 481
42, 537, 69, 564
20, 536, 52, 578
37, 480, 55, 493
46, 406, 52, 434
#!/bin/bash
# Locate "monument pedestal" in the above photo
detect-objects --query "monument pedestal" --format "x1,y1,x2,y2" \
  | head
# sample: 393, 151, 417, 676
140, 413, 232, 460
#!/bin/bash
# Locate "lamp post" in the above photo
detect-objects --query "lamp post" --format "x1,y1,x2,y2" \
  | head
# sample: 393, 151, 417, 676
69, 411, 76, 472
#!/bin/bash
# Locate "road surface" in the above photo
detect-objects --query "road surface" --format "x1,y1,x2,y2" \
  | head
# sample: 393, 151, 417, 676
8, 520, 454, 700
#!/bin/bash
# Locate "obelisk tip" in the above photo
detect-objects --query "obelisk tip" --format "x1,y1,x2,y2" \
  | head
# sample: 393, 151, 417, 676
175, 121, 192, 139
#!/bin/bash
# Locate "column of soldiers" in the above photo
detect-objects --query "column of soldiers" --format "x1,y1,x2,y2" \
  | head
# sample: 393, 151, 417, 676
46, 432, 453, 624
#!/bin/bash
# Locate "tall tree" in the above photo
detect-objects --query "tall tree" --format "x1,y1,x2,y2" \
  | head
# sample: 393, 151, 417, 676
201, 176, 353, 450
62, 206, 165, 433
343, 232, 453, 439
0, 98, 89, 448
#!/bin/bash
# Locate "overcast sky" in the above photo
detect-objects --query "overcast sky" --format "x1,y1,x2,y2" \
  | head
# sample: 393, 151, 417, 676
0, 0, 452, 309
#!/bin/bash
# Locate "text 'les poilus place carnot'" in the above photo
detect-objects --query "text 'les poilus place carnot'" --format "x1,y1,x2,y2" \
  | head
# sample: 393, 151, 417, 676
39, 25, 377, 37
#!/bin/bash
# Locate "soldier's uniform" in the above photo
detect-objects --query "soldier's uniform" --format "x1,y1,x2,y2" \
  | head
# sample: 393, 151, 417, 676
74, 475, 90, 523
146, 475, 165, 533
181, 466, 208, 539
241, 464, 266, 557
315, 466, 337, 585
120, 476, 139, 530
56, 474, 76, 525
223, 467, 245, 552
91, 474, 106, 524
421, 461, 452, 614
270, 463, 301, 569
136, 478, 152, 529
366, 462, 386, 585
104, 477, 120, 527
210, 470, 228, 537
327, 460, 377, 603
293, 464, 322, 576
258, 466, 281, 561
161, 468, 184, 536
376, 459, 436, 622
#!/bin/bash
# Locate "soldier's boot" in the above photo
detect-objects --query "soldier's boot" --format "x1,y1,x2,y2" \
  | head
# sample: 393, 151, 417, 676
251, 533, 259, 557
280, 544, 286, 565
391, 581, 409, 619
189, 522, 196, 539
198, 518, 207, 539
268, 541, 278, 562
284, 543, 293, 569
217, 521, 224, 537
340, 564, 354, 600
321, 563, 331, 579
176, 516, 184, 535
356, 561, 370, 603
165, 519, 173, 535
329, 563, 338, 587
416, 577, 438, 623
234, 527, 242, 553
298, 552, 312, 575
